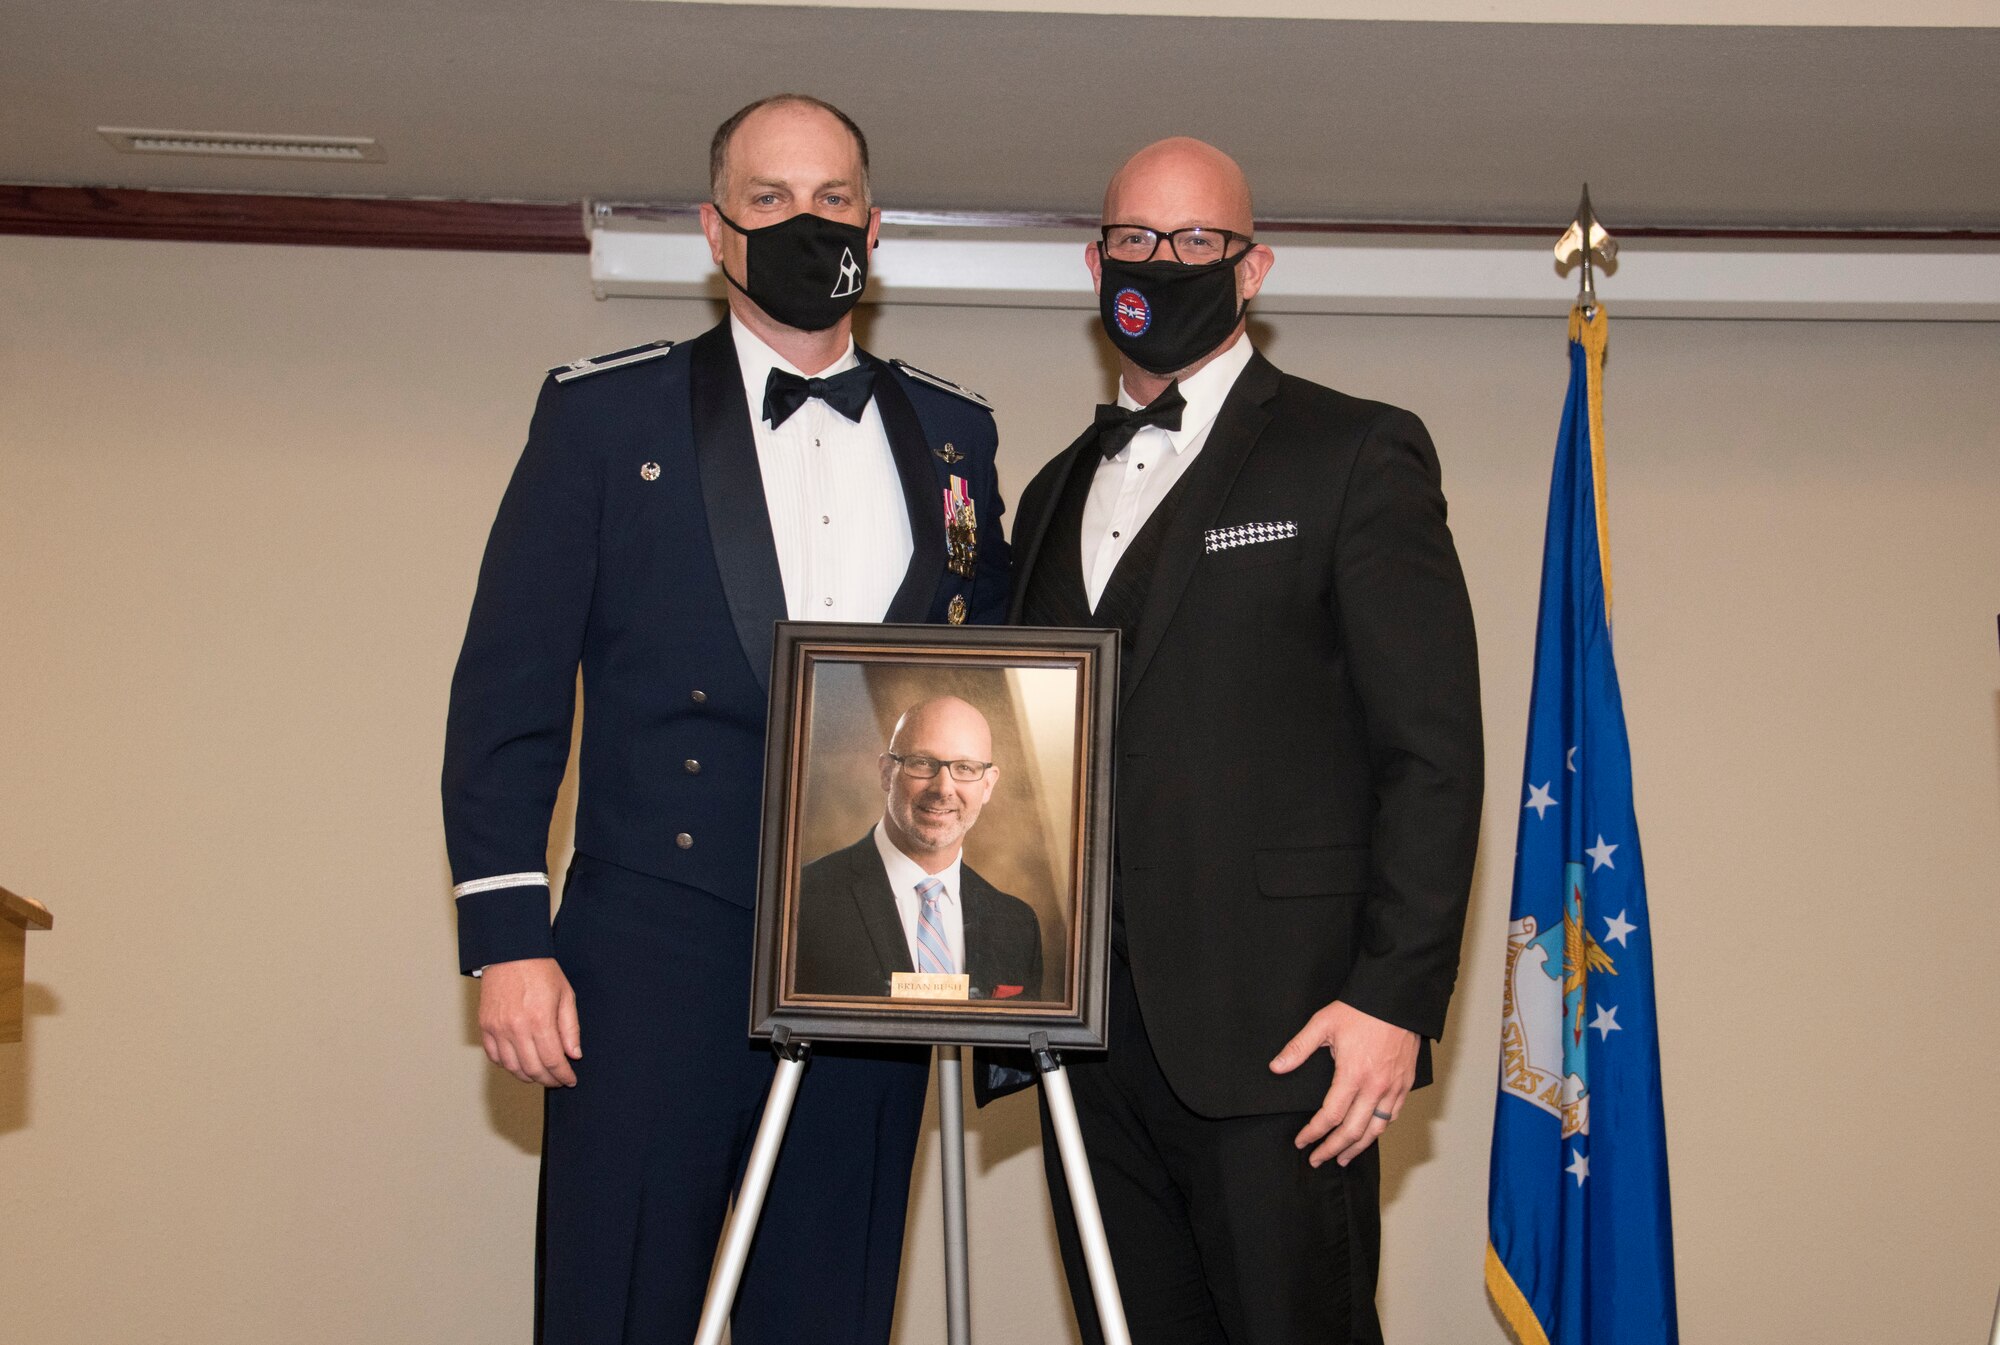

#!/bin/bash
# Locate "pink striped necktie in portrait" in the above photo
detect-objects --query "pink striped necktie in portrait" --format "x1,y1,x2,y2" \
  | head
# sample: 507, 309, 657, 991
913, 876, 956, 975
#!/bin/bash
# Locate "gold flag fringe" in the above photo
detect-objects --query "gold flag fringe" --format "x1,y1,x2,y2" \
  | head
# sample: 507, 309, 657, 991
1568, 303, 1612, 618
1485, 1241, 1554, 1345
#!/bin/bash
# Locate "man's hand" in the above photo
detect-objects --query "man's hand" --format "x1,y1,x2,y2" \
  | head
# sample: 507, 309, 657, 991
1270, 1000, 1419, 1168
478, 957, 582, 1087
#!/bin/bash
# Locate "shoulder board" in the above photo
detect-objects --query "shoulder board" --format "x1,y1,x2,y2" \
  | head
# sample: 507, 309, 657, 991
550, 339, 677, 383
888, 359, 992, 411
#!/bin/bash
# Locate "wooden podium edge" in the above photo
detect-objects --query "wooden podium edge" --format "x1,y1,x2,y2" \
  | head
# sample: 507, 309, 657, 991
0, 887, 49, 1044
1, 885, 53, 931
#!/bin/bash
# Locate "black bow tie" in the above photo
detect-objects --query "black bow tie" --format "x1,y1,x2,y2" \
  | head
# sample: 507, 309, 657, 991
764, 364, 877, 428
1093, 382, 1186, 459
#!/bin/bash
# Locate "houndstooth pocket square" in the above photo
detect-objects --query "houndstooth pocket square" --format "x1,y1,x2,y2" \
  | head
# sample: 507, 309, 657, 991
1204, 520, 1298, 553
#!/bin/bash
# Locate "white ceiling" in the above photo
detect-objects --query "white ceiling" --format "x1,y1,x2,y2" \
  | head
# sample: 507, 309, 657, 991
639, 0, 1998, 23
4, 0, 1997, 228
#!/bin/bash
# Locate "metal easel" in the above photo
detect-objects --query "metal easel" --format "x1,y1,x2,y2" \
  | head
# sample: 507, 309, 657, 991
692, 1030, 1131, 1345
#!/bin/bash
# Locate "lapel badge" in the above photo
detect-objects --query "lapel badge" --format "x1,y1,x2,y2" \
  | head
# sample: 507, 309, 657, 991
948, 594, 968, 625
934, 441, 965, 465
943, 476, 977, 579
640, 461, 661, 481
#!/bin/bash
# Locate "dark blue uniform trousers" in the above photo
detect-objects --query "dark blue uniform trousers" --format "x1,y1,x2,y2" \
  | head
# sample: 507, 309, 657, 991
541, 853, 930, 1345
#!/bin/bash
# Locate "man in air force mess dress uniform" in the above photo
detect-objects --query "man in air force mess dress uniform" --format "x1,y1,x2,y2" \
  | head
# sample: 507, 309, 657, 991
441, 94, 1009, 1345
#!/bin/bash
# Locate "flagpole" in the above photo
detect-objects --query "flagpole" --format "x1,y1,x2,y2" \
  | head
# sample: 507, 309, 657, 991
1489, 186, 1678, 1345
1555, 186, 1618, 616
1559, 185, 1615, 319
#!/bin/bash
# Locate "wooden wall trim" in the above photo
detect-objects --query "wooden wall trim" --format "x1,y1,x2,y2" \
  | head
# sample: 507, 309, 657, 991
0, 186, 589, 253
4, 185, 1994, 252
880, 210, 2000, 243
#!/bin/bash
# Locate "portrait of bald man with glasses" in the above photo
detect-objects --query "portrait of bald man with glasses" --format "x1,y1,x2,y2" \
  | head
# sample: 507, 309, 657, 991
792, 695, 1044, 1002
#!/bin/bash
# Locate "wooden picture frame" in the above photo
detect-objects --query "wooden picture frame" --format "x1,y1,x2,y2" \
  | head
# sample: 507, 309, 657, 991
749, 623, 1117, 1048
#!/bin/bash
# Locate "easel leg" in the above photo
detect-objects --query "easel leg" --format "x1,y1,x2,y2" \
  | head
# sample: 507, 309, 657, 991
1034, 1038, 1132, 1345
692, 1031, 811, 1345
936, 1045, 973, 1345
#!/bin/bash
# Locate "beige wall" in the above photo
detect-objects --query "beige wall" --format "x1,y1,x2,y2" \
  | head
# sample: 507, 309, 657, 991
1, 234, 1996, 1344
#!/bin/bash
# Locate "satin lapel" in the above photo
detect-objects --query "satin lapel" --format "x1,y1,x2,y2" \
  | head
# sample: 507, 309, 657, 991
847, 842, 915, 979
1006, 426, 1099, 623
1123, 352, 1282, 701
867, 356, 949, 624
690, 325, 787, 693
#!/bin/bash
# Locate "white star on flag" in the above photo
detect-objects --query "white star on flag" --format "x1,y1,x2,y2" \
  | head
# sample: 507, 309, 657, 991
1602, 910, 1637, 946
1525, 783, 1558, 819
1566, 746, 1578, 772
1567, 1149, 1590, 1186
1590, 1004, 1622, 1040
1586, 834, 1619, 871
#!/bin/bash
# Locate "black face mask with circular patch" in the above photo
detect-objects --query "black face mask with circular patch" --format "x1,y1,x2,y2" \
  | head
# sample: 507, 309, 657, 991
715, 207, 870, 333
1095, 245, 1252, 375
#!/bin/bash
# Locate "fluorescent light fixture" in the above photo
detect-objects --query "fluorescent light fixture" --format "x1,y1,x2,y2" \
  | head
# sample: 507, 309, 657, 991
585, 204, 2000, 320
97, 127, 385, 162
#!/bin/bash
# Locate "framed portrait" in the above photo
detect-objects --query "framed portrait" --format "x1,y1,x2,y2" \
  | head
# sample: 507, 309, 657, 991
749, 623, 1117, 1048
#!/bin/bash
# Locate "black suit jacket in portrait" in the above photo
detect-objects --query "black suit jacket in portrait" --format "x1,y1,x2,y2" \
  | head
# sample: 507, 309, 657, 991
793, 834, 1044, 1002
1010, 350, 1484, 1119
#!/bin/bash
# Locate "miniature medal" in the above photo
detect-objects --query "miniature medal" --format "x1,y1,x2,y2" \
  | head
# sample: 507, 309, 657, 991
944, 476, 977, 579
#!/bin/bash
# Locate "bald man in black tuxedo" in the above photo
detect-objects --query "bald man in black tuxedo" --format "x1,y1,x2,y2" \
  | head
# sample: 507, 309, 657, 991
1010, 138, 1483, 1345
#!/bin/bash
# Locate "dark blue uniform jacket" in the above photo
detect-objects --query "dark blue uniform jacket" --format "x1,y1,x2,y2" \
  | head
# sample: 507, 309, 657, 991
443, 321, 1010, 972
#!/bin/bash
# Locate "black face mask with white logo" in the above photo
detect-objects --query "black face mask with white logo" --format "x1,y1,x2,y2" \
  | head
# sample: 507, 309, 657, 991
715, 207, 870, 332
1095, 246, 1252, 376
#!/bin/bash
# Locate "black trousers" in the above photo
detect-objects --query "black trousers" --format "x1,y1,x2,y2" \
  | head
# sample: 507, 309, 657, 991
539, 853, 930, 1345
1043, 956, 1384, 1345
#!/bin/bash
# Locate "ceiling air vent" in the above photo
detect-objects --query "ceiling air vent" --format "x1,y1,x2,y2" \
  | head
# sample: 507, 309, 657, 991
97, 127, 385, 163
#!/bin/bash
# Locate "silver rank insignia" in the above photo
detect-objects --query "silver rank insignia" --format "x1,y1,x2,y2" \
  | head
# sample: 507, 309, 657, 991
890, 360, 992, 410
551, 339, 677, 383
948, 594, 967, 625
943, 475, 977, 579
640, 462, 661, 481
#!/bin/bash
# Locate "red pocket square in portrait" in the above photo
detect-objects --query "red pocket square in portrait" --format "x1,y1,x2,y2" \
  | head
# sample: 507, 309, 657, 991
993, 985, 1024, 999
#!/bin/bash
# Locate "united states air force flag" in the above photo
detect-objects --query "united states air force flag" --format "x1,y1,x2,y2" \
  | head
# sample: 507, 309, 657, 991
1486, 306, 1678, 1345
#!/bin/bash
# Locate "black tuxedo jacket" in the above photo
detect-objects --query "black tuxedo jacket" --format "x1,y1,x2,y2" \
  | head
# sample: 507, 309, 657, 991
1010, 350, 1482, 1118
793, 834, 1043, 1001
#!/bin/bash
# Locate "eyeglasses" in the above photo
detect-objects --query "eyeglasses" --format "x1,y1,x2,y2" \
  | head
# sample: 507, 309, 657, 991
1099, 224, 1253, 266
886, 752, 993, 782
